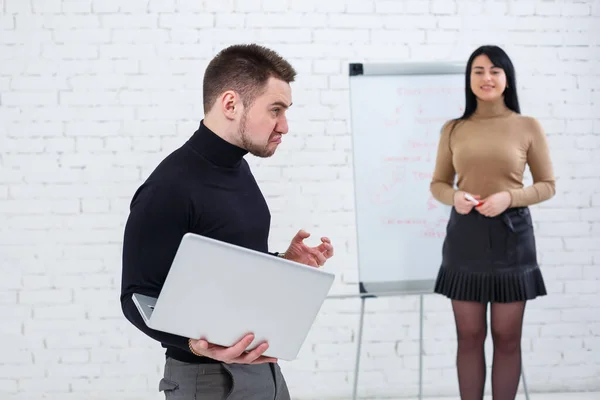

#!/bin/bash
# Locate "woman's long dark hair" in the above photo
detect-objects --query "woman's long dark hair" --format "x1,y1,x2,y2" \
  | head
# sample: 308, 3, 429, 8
448, 45, 521, 146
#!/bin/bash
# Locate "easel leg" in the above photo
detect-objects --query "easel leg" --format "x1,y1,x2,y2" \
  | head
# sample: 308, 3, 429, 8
522, 359, 530, 400
352, 296, 366, 400
419, 294, 424, 400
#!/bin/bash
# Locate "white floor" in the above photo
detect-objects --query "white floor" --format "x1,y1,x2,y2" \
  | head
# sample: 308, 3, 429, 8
382, 393, 600, 400
5, 391, 599, 400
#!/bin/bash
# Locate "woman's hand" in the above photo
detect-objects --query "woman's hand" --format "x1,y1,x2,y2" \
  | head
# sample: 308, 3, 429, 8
453, 191, 481, 215
475, 191, 512, 217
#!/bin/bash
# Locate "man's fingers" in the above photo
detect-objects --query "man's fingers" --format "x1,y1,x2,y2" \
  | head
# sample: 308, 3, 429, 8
197, 335, 278, 365
242, 355, 277, 365
304, 248, 325, 266
292, 229, 310, 244
215, 334, 254, 361
234, 342, 269, 364
252, 356, 278, 364
189, 339, 210, 356
317, 252, 327, 266
197, 339, 209, 350
319, 240, 334, 257
316, 242, 334, 258
297, 229, 310, 238
311, 249, 327, 266
324, 243, 334, 258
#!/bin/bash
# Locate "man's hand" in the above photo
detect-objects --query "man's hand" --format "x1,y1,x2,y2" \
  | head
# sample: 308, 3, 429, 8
189, 334, 277, 364
283, 229, 333, 268
453, 191, 481, 215
475, 191, 511, 217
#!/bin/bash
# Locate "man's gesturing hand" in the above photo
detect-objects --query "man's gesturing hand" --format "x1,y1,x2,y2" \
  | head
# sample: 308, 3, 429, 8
283, 229, 334, 268
189, 334, 277, 364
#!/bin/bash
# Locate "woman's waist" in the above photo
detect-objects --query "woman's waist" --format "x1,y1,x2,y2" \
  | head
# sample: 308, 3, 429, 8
456, 179, 523, 199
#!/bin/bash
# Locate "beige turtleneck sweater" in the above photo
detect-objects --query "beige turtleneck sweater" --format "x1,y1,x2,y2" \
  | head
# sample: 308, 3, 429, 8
430, 100, 556, 208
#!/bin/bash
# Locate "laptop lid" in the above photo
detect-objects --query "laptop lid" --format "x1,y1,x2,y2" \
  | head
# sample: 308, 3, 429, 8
144, 232, 336, 361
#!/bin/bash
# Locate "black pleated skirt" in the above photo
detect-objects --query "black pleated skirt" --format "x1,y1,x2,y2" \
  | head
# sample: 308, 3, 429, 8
434, 206, 547, 303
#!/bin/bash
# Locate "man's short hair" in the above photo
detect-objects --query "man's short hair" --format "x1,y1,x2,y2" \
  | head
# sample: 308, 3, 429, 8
203, 44, 297, 113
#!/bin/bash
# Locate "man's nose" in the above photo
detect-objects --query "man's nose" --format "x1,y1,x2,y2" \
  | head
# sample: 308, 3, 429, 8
276, 117, 288, 134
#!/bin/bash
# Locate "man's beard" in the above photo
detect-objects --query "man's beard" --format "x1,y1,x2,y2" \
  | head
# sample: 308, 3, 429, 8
238, 112, 276, 158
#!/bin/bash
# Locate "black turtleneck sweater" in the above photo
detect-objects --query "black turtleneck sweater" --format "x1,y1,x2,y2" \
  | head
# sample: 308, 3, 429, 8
120, 121, 272, 364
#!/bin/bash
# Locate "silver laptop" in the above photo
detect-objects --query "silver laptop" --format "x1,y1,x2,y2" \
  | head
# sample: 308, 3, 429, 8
132, 232, 335, 361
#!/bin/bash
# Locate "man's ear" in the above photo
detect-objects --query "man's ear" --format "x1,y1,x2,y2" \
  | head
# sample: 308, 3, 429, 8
221, 90, 239, 121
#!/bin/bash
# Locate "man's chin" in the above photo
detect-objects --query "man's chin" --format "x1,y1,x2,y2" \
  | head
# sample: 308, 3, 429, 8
249, 143, 278, 158
250, 149, 276, 158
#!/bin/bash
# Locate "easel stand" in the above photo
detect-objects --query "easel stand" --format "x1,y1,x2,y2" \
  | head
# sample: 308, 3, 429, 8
327, 291, 426, 400
325, 292, 530, 400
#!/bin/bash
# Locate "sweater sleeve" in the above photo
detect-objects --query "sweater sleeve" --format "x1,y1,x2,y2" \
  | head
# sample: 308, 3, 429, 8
120, 182, 195, 353
430, 120, 458, 206
508, 118, 556, 207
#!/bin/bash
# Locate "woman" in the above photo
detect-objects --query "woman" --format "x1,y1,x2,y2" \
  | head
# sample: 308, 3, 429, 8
430, 45, 556, 400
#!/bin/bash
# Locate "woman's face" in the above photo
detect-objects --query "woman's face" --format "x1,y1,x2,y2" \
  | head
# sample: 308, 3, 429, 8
470, 54, 507, 102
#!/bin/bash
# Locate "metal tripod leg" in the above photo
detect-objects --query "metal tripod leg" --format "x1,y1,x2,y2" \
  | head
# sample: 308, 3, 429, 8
521, 359, 530, 400
352, 296, 366, 400
419, 294, 424, 400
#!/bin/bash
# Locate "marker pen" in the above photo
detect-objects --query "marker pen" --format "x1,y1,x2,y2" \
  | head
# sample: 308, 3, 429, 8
464, 193, 480, 206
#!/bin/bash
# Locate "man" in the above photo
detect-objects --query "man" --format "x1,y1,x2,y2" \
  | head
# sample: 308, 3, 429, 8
120, 44, 334, 400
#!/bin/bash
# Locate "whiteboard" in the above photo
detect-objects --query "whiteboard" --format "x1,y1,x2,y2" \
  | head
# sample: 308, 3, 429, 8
348, 62, 465, 296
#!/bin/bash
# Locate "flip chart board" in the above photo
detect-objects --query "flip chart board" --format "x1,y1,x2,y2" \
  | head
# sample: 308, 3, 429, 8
348, 62, 465, 296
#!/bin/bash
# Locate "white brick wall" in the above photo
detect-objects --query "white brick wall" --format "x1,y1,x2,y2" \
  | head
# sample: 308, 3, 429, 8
1, 0, 599, 399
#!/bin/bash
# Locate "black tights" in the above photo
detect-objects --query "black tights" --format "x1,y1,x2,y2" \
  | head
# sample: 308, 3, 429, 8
451, 300, 526, 400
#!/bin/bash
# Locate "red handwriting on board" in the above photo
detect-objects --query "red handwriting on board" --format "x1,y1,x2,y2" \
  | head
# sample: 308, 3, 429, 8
370, 147, 440, 205
369, 86, 461, 240
427, 196, 437, 210
384, 156, 422, 162
412, 171, 433, 180
422, 217, 450, 238
415, 117, 449, 124
424, 217, 449, 238
409, 141, 437, 149
381, 218, 427, 225
423, 230, 446, 238
396, 87, 464, 96
384, 106, 406, 127
381, 217, 447, 239
370, 165, 406, 205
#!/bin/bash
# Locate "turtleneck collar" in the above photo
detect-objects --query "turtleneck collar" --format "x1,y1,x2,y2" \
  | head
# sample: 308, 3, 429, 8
472, 98, 512, 120
186, 120, 248, 168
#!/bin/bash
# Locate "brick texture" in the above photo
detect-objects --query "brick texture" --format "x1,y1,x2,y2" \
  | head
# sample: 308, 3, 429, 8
1, 0, 599, 399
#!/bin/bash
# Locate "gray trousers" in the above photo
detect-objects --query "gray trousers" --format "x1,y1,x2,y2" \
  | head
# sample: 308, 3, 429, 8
159, 357, 291, 400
